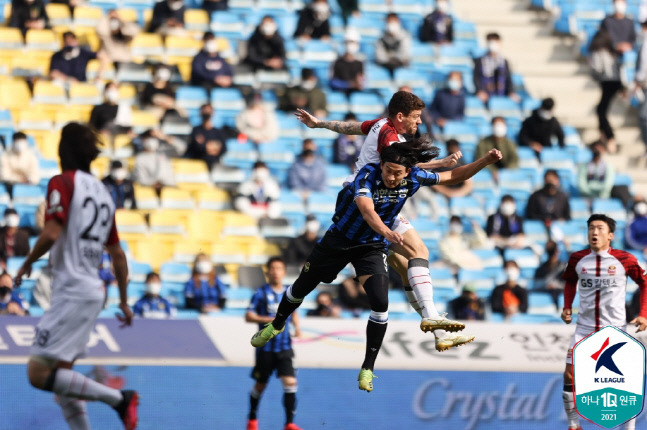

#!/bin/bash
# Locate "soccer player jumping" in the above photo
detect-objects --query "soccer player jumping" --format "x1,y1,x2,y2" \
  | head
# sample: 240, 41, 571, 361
560, 214, 647, 430
251, 136, 502, 391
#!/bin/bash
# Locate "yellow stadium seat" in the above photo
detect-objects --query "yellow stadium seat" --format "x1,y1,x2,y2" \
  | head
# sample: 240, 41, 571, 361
184, 9, 209, 32
130, 33, 163, 62
16, 107, 54, 130
112, 134, 134, 158
142, 9, 153, 28
0, 27, 23, 49
10, 55, 49, 78
195, 188, 231, 211
115, 210, 148, 234
118, 83, 137, 104
220, 210, 257, 227
172, 159, 210, 189
46, 3, 72, 26
36, 130, 62, 160
187, 211, 224, 242
165, 35, 202, 57
133, 185, 160, 210
211, 241, 246, 265
69, 82, 102, 105
86, 59, 116, 81
54, 109, 86, 129
25, 29, 59, 51
73, 5, 103, 27
247, 240, 281, 265
130, 110, 159, 133
116, 8, 138, 22
148, 209, 189, 235
73, 26, 100, 51
131, 238, 174, 271
159, 187, 195, 210
32, 81, 67, 105
173, 241, 211, 264
91, 156, 111, 178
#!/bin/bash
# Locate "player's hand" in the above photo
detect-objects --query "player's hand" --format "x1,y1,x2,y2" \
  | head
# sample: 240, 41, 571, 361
484, 148, 503, 165
561, 308, 572, 324
630, 316, 647, 333
14, 263, 32, 287
116, 302, 133, 327
441, 151, 462, 168
295, 108, 320, 128
385, 230, 404, 246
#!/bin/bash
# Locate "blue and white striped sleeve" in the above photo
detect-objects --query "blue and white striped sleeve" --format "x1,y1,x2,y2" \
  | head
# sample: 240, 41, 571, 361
414, 169, 441, 187
353, 164, 375, 200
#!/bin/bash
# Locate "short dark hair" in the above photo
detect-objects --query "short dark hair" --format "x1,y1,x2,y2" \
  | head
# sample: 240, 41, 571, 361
386, 12, 399, 20
344, 112, 357, 121
380, 134, 439, 169
253, 161, 267, 169
12, 131, 26, 141
59, 122, 101, 173
387, 91, 425, 119
4, 208, 17, 216
486, 32, 501, 41
63, 31, 76, 39
267, 256, 285, 268
540, 97, 555, 110
202, 31, 214, 41
587, 214, 616, 233
301, 68, 315, 80
544, 168, 559, 179
501, 194, 515, 203
145, 272, 160, 282
449, 215, 461, 223
445, 138, 459, 149
504, 260, 518, 269
491, 116, 505, 125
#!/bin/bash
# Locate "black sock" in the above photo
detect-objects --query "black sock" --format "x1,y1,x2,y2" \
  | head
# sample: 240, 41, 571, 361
361, 320, 387, 371
249, 390, 261, 420
283, 392, 296, 424
273, 292, 302, 330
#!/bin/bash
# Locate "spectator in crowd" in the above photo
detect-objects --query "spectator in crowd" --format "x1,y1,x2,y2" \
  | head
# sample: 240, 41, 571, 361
148, 0, 185, 34
185, 103, 227, 170
375, 13, 412, 77
102, 160, 137, 210
185, 253, 226, 313
525, 169, 571, 223
636, 20, 647, 155
0, 132, 40, 185
97, 10, 139, 67
419, 0, 452, 44
132, 128, 185, 157
475, 116, 519, 179
132, 132, 176, 195
202, 0, 227, 13
133, 272, 177, 319
244, 15, 286, 72
448, 284, 486, 321
490, 260, 528, 318
190, 31, 234, 89
307, 291, 342, 317
336, 0, 358, 24
141, 64, 177, 120
518, 97, 565, 158
577, 140, 615, 200
0, 272, 26, 316
428, 71, 466, 128
50, 31, 106, 82
338, 277, 371, 312
333, 113, 364, 169
89, 82, 132, 138
294, 0, 331, 41
626, 199, 647, 253
330, 28, 364, 94
278, 68, 327, 118
486, 194, 526, 251
287, 139, 327, 194
235, 161, 282, 219
473, 32, 518, 104
439, 215, 489, 271
0, 209, 30, 261
98, 250, 117, 295
431, 139, 472, 199
235, 92, 279, 145
533, 240, 566, 308
10, 0, 49, 36
284, 214, 320, 267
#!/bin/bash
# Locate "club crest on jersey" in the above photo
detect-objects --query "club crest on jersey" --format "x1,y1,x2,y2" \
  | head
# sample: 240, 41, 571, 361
581, 267, 588, 274
400, 179, 407, 186
608, 265, 616, 276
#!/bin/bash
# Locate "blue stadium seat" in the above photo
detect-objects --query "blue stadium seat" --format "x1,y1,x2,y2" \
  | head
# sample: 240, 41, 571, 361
326, 90, 350, 115
569, 197, 591, 221
176, 86, 209, 112
210, 11, 248, 39
498, 168, 537, 191
307, 191, 337, 216
441, 120, 479, 144
410, 42, 436, 72
129, 261, 153, 283
541, 147, 575, 170
363, 64, 393, 91
393, 68, 429, 89
503, 248, 540, 269
276, 112, 305, 139
278, 190, 307, 215
211, 87, 245, 117
12, 184, 43, 205
160, 262, 192, 284
472, 249, 504, 269
464, 96, 488, 120
449, 196, 486, 223
14, 204, 38, 228
592, 198, 628, 223
510, 313, 562, 324
347, 15, 384, 41
523, 220, 549, 243
488, 96, 522, 120
528, 291, 557, 315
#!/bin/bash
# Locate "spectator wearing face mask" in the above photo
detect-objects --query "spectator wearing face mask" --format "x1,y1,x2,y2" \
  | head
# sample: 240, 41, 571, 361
486, 194, 525, 251
0, 272, 26, 316
141, 65, 177, 120
525, 169, 570, 223
287, 139, 327, 194
49, 31, 107, 82
473, 32, 518, 104
133, 272, 176, 318
235, 161, 282, 219
419, 0, 452, 44
439, 215, 489, 272
89, 81, 132, 138
0, 209, 30, 261
102, 160, 137, 209
448, 284, 486, 321
186, 103, 228, 170
375, 13, 412, 77
132, 132, 176, 194
10, 0, 49, 36
533, 240, 566, 308
330, 28, 364, 94
190, 32, 233, 89
294, 0, 331, 41
518, 97, 565, 158
333, 112, 364, 169
278, 68, 328, 118
0, 132, 40, 185
97, 10, 139, 67
148, 0, 185, 34
244, 15, 286, 72
284, 214, 321, 267
626, 199, 647, 254
475, 116, 518, 179
490, 260, 528, 318
184, 254, 227, 313
236, 92, 280, 145
428, 71, 466, 128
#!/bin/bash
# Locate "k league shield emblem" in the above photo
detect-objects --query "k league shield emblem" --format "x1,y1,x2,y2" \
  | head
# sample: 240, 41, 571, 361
573, 326, 646, 428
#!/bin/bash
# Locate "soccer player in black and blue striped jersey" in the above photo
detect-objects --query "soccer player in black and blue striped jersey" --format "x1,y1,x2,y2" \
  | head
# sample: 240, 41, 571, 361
251, 136, 502, 392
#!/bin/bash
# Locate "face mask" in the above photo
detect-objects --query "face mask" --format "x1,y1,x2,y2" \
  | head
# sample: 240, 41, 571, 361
196, 261, 212, 274
538, 109, 552, 120
449, 222, 463, 234
614, 1, 627, 15
146, 282, 162, 295
143, 138, 159, 152
447, 79, 462, 91
386, 21, 401, 34
505, 268, 520, 282
105, 88, 119, 103
205, 40, 218, 54
545, 182, 558, 191
492, 123, 507, 137
487, 41, 501, 55
312, 2, 329, 18
305, 220, 321, 234
301, 79, 316, 91
436, 0, 449, 13
5, 214, 20, 228
635, 202, 647, 216
592, 150, 602, 159
201, 112, 212, 121
111, 168, 128, 181
253, 167, 270, 182
500, 202, 516, 216
0, 286, 10, 303
155, 68, 171, 82
260, 22, 277, 36
168, 0, 183, 10
110, 18, 121, 31
346, 42, 360, 55
13, 139, 28, 153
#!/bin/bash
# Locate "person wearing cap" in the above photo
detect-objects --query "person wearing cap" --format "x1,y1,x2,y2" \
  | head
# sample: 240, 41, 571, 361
474, 116, 519, 180
244, 15, 286, 72
473, 32, 518, 104
278, 68, 327, 118
0, 132, 40, 185
191, 31, 234, 89
97, 10, 140, 67
375, 13, 412, 77
49, 31, 107, 82
284, 214, 321, 267
577, 139, 616, 200
133, 272, 176, 319
148, 0, 185, 34
235, 92, 280, 145
294, 0, 331, 41
518, 97, 565, 158
448, 284, 485, 321
419, 0, 453, 44
287, 139, 327, 194
626, 198, 647, 254
102, 160, 137, 210
186, 103, 228, 170
330, 28, 364, 94
0, 208, 30, 261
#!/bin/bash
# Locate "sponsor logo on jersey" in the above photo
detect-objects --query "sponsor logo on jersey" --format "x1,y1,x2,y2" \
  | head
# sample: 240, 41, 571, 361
304, 262, 310, 272
608, 265, 617, 276
581, 267, 588, 274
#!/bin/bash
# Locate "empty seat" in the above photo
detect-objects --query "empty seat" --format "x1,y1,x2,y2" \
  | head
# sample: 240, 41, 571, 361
25, 29, 60, 51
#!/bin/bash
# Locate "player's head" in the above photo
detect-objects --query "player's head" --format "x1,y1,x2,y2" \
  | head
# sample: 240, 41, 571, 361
59, 122, 101, 173
387, 91, 425, 135
379, 135, 439, 188
587, 214, 616, 251
266, 256, 286, 285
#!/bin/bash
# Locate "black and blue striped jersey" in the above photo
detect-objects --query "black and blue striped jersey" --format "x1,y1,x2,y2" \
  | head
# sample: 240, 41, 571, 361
329, 163, 440, 245
248, 284, 293, 352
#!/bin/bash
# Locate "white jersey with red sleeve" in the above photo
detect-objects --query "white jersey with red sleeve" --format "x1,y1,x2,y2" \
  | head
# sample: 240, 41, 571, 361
562, 247, 647, 331
45, 170, 119, 301
344, 117, 407, 184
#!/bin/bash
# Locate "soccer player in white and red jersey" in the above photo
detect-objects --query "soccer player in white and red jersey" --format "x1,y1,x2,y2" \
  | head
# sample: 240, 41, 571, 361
14, 123, 139, 430
560, 214, 647, 430
295, 90, 470, 349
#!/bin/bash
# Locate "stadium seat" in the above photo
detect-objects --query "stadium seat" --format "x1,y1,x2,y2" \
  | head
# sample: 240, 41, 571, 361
458, 269, 496, 292
488, 96, 522, 121
210, 11, 248, 39
172, 240, 210, 264
172, 159, 211, 190
115, 209, 148, 235
592, 198, 627, 223
128, 260, 153, 283
133, 185, 160, 210
68, 82, 102, 105
130, 110, 159, 133
301, 40, 338, 69
159, 188, 195, 210
349, 92, 385, 117
503, 248, 540, 269
165, 35, 202, 57
130, 33, 164, 62
25, 29, 60, 51
12, 184, 44, 206
32, 81, 67, 105
176, 85, 209, 112
363, 64, 393, 91
184, 9, 209, 32
0, 27, 23, 49
73, 5, 104, 27
0, 79, 31, 108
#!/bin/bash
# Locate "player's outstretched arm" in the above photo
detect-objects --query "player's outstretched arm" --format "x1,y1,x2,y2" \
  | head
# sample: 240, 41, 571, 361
356, 196, 404, 245
245, 310, 274, 324
14, 219, 62, 286
295, 108, 364, 135
436, 148, 502, 186
630, 316, 647, 332
417, 150, 463, 170
107, 243, 133, 327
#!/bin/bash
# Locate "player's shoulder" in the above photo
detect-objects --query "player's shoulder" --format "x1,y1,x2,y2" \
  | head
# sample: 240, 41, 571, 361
361, 117, 389, 134
609, 248, 638, 263
568, 248, 592, 262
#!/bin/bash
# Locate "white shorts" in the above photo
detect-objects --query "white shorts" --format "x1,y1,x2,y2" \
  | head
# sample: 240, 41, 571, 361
30, 295, 104, 363
392, 214, 414, 235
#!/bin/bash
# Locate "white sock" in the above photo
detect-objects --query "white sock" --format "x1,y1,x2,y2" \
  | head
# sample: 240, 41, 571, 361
624, 418, 635, 430
52, 368, 123, 407
433, 329, 448, 339
562, 389, 580, 429
407, 259, 439, 319
58, 395, 90, 430
403, 285, 423, 317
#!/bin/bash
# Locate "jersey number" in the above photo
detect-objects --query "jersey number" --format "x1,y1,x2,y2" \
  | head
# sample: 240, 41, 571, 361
80, 197, 110, 242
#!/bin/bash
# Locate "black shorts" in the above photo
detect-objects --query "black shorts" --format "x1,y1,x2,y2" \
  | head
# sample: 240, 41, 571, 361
251, 349, 296, 383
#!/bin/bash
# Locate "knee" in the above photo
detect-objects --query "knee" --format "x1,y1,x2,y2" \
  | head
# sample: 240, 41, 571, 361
405, 241, 428, 260
281, 376, 297, 391
254, 382, 268, 393
27, 360, 51, 390
563, 366, 573, 384
364, 274, 389, 312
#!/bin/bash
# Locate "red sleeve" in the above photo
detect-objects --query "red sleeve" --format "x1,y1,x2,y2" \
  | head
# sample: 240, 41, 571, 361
360, 119, 380, 135
45, 172, 75, 225
105, 214, 120, 246
561, 249, 589, 309
377, 123, 400, 154
612, 249, 647, 318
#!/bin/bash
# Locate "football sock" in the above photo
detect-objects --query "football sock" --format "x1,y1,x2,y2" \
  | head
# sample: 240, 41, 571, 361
403, 284, 423, 317
58, 395, 90, 430
47, 368, 123, 407
249, 388, 261, 420
273, 285, 304, 330
562, 384, 580, 429
624, 418, 635, 430
362, 315, 388, 371
283, 386, 297, 424
407, 258, 439, 319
